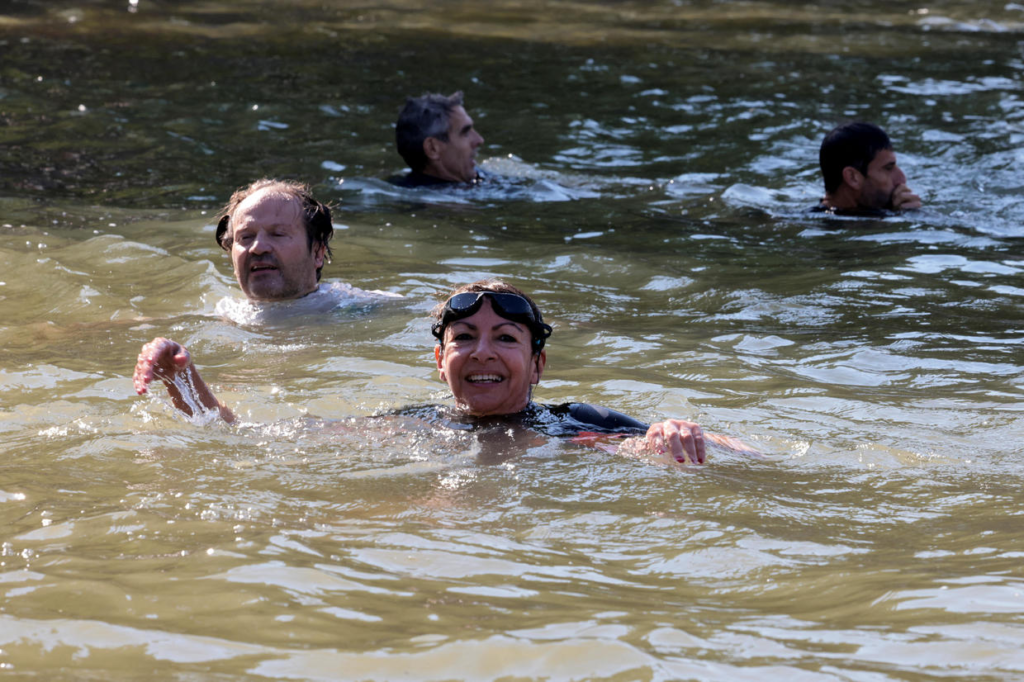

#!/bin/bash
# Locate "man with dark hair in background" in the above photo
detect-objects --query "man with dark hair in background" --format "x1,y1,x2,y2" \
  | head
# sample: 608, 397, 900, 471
392, 91, 485, 187
815, 122, 922, 215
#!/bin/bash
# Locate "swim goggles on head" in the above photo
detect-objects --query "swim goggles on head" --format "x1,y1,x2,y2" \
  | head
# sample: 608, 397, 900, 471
432, 291, 553, 352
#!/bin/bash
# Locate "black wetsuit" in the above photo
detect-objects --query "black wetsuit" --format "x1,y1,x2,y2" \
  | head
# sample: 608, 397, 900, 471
388, 169, 489, 189
389, 402, 648, 438
389, 171, 457, 189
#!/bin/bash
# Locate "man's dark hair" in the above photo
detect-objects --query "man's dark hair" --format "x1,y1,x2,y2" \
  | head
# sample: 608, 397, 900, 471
395, 91, 464, 172
215, 179, 334, 281
819, 122, 892, 194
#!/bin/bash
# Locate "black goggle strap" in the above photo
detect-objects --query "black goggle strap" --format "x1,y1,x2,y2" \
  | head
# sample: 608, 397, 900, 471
532, 322, 553, 352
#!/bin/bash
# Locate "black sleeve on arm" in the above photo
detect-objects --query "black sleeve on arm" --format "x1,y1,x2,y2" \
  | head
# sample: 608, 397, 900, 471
566, 403, 649, 433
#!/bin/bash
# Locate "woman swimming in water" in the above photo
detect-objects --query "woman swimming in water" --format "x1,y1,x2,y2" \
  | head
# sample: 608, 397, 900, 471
134, 279, 755, 463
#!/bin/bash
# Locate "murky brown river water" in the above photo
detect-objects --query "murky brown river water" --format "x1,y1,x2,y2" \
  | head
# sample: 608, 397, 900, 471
1, 1, 1023, 679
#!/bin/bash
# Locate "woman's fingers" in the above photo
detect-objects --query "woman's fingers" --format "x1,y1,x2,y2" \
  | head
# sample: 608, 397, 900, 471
133, 338, 188, 395
646, 419, 707, 465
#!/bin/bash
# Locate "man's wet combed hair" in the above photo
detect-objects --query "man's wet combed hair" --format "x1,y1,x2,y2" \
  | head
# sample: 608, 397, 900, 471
432, 279, 551, 353
819, 122, 892, 194
214, 179, 334, 282
395, 91, 464, 173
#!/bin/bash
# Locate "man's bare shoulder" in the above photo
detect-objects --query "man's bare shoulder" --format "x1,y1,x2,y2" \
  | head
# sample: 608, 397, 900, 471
215, 282, 402, 324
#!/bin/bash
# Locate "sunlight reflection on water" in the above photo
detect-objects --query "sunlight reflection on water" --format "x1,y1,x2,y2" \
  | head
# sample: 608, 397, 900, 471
1, 0, 1024, 679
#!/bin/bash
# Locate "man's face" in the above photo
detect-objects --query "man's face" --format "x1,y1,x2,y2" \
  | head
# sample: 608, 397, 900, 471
856, 148, 908, 210
228, 189, 324, 302
426, 106, 484, 183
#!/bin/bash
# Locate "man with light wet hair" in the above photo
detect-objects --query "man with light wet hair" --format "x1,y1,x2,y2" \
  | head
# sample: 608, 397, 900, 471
214, 179, 333, 301
392, 91, 485, 187
211, 179, 397, 315
816, 122, 922, 215
134, 178, 399, 415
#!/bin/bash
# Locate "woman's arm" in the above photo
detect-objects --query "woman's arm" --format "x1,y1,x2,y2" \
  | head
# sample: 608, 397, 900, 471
133, 337, 235, 423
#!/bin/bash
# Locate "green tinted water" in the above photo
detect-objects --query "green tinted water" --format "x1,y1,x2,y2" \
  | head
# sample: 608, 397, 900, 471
1, 1, 1023, 679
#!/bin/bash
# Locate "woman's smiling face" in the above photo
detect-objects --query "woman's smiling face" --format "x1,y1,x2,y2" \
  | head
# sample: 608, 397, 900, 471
436, 298, 546, 417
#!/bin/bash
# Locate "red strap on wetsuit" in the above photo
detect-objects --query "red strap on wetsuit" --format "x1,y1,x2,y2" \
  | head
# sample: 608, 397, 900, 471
570, 431, 628, 454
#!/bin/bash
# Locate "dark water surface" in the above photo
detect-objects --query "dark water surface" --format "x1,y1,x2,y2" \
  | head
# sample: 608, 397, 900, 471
1, 1, 1023, 679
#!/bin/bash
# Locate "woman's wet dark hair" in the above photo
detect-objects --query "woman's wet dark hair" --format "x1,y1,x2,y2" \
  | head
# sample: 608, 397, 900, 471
432, 279, 551, 353
215, 179, 334, 281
